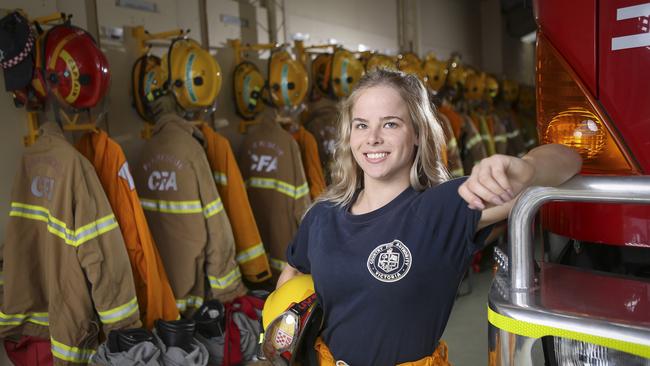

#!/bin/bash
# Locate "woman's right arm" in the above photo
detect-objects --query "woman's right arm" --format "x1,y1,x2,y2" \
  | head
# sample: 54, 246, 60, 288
277, 265, 303, 288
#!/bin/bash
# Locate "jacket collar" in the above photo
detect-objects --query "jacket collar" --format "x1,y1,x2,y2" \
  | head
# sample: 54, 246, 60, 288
154, 113, 206, 145
39, 121, 65, 138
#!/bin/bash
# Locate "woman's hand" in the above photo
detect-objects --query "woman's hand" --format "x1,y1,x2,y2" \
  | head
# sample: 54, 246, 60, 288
458, 144, 581, 230
458, 154, 535, 210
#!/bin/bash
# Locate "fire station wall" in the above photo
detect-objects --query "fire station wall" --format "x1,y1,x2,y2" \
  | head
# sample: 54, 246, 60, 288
418, 0, 483, 66
283, 0, 399, 54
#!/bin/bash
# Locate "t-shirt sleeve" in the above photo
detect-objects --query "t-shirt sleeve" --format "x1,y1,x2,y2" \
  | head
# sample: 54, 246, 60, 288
285, 204, 318, 273
418, 177, 495, 261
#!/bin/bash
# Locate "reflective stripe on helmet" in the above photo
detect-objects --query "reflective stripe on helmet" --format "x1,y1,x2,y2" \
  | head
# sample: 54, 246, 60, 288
281, 63, 291, 108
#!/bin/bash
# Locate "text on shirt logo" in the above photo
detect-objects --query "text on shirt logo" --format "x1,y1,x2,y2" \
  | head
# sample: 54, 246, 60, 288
367, 239, 412, 283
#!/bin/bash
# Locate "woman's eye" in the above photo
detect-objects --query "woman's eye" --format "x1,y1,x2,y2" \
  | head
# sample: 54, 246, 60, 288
384, 121, 398, 128
354, 123, 368, 129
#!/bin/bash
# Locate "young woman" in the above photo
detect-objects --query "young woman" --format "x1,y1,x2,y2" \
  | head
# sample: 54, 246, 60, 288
278, 69, 581, 365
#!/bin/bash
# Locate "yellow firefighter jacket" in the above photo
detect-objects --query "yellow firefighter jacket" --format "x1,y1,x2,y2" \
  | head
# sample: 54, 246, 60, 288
134, 114, 247, 316
1, 122, 140, 365
238, 113, 311, 273
199, 124, 272, 283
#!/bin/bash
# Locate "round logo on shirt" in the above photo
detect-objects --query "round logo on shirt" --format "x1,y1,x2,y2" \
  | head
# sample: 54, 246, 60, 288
367, 239, 412, 283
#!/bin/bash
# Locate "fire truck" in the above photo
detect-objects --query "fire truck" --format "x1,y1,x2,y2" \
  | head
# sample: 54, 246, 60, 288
488, 0, 650, 364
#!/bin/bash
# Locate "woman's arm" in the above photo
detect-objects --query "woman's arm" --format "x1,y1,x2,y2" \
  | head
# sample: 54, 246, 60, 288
458, 143, 582, 230
277, 265, 303, 288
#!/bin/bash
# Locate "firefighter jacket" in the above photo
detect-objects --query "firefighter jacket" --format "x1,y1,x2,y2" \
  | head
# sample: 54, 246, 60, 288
238, 112, 311, 273
303, 97, 339, 183
291, 126, 326, 199
436, 113, 464, 178
76, 130, 179, 329
134, 114, 247, 316
471, 113, 497, 156
1, 122, 140, 365
438, 105, 487, 175
459, 114, 489, 175
487, 114, 509, 156
496, 108, 528, 157
198, 124, 272, 283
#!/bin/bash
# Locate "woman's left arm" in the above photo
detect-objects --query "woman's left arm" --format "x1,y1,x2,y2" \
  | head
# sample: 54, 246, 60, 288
458, 143, 582, 230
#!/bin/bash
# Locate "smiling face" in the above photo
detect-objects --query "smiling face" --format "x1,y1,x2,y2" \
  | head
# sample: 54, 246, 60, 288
350, 85, 418, 187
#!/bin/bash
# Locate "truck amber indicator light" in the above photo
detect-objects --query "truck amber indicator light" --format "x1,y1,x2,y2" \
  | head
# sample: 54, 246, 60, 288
536, 32, 639, 174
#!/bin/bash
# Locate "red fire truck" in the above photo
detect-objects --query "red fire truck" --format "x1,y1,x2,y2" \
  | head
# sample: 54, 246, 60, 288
488, 0, 650, 364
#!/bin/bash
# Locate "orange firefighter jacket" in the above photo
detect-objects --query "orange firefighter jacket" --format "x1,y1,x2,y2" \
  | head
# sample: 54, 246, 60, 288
76, 130, 179, 329
199, 124, 272, 283
436, 113, 464, 178
291, 126, 326, 200
1, 122, 140, 365
238, 112, 311, 273
133, 114, 247, 316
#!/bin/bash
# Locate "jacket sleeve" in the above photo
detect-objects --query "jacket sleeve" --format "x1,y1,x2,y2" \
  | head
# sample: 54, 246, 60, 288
74, 161, 141, 334
194, 156, 248, 303
302, 130, 326, 199
220, 138, 272, 283
290, 139, 311, 227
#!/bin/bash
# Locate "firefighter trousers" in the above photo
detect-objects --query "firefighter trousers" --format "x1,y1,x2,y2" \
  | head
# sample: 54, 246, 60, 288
314, 337, 452, 366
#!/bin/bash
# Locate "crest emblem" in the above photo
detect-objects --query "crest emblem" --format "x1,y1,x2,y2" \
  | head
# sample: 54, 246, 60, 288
367, 240, 412, 283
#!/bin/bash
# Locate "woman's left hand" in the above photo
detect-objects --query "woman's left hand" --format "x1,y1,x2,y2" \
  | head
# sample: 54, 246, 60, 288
458, 154, 535, 210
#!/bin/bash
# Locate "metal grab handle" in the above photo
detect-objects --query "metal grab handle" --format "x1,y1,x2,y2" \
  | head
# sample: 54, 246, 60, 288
508, 175, 650, 291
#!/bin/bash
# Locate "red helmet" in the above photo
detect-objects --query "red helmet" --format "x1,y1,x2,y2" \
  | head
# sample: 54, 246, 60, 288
42, 25, 110, 109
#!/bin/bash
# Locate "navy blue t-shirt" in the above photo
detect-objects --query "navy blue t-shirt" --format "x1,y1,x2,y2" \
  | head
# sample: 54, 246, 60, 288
286, 177, 493, 366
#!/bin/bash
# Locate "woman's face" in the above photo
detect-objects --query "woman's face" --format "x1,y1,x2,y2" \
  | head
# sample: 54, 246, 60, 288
350, 85, 418, 186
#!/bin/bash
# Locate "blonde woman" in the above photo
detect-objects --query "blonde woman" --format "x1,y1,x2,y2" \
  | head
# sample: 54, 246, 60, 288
278, 69, 581, 365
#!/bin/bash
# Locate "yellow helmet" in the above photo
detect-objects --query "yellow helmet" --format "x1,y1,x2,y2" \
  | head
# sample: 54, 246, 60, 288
397, 52, 426, 82
366, 54, 397, 72
485, 75, 499, 101
161, 38, 222, 111
268, 50, 308, 111
262, 275, 322, 365
465, 72, 486, 101
331, 48, 365, 98
502, 79, 519, 103
311, 53, 332, 95
132, 54, 166, 122
233, 61, 265, 120
422, 55, 448, 92
446, 54, 466, 90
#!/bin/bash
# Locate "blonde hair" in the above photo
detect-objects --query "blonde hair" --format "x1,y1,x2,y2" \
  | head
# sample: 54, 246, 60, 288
318, 69, 450, 207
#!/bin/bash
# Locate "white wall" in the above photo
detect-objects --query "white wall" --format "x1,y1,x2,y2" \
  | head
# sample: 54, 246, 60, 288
284, 0, 399, 54
418, 0, 483, 66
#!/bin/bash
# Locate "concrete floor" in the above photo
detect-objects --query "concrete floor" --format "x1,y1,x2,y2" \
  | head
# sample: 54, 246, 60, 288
443, 269, 494, 366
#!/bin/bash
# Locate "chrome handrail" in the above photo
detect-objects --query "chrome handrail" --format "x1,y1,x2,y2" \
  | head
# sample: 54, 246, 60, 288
508, 175, 650, 291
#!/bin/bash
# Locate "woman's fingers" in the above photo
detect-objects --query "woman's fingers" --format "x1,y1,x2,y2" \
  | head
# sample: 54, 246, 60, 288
458, 181, 486, 210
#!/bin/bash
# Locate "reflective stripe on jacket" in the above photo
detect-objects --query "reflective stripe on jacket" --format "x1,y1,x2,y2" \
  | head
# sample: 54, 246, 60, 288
1, 122, 141, 365
134, 115, 247, 317
76, 130, 179, 329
